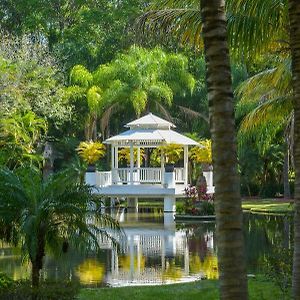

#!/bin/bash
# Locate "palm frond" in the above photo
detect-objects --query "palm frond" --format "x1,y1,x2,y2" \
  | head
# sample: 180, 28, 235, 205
138, 8, 202, 48
236, 58, 292, 118
70, 65, 93, 87
177, 105, 209, 123
227, 0, 289, 60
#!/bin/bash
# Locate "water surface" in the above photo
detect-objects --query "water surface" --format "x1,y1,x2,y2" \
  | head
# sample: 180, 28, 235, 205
0, 208, 292, 286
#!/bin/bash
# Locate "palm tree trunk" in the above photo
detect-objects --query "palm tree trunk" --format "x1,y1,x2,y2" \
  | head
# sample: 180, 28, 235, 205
283, 137, 291, 199
32, 261, 41, 288
31, 232, 45, 288
200, 1, 248, 299
288, 1, 300, 298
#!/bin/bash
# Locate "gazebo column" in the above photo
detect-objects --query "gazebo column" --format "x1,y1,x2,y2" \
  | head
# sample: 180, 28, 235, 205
111, 145, 115, 183
137, 146, 140, 182
114, 146, 118, 169
161, 151, 165, 185
130, 143, 134, 184
184, 145, 188, 186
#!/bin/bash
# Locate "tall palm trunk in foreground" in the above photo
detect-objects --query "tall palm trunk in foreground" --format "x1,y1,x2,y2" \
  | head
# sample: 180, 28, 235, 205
289, 1, 300, 298
200, 0, 248, 299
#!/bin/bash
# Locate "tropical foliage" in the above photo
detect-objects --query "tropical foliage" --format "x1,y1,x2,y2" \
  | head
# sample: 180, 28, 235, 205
155, 143, 183, 164
77, 141, 106, 165
68, 46, 195, 138
118, 148, 145, 165
190, 139, 212, 165
0, 111, 47, 168
0, 167, 120, 287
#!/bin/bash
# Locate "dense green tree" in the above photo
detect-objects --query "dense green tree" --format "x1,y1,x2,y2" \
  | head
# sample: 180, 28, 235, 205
0, 34, 71, 133
0, 0, 145, 69
0, 167, 120, 287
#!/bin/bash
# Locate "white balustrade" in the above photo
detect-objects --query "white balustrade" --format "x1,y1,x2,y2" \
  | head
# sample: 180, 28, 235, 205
96, 171, 112, 187
97, 167, 185, 185
174, 167, 185, 183
139, 168, 161, 183
112, 168, 130, 183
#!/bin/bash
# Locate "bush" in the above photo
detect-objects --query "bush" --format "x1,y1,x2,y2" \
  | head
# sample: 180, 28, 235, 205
0, 280, 80, 300
199, 201, 215, 216
0, 273, 14, 290
182, 185, 215, 216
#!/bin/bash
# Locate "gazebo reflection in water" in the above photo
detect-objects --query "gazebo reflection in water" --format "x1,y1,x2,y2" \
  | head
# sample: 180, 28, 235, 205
95, 208, 216, 286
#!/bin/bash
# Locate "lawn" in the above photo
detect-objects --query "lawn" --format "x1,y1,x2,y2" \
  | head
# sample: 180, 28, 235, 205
242, 199, 293, 214
135, 198, 294, 215
79, 277, 287, 300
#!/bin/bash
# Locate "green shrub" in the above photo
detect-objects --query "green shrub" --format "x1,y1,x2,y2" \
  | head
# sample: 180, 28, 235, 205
199, 201, 215, 216
0, 273, 14, 290
0, 280, 80, 300
176, 202, 185, 214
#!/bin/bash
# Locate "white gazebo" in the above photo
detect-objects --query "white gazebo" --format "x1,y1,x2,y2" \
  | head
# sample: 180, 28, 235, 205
86, 113, 212, 212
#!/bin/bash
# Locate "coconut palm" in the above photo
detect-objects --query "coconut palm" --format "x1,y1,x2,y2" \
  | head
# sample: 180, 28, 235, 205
236, 58, 293, 198
288, 1, 300, 298
140, 1, 248, 298
0, 167, 120, 287
199, 1, 248, 298
138, 0, 287, 62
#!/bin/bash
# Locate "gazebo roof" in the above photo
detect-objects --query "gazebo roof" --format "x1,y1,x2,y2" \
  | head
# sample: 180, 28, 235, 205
104, 113, 199, 146
126, 113, 175, 129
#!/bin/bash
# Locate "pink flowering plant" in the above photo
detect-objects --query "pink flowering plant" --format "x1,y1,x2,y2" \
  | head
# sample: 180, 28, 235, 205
183, 184, 214, 216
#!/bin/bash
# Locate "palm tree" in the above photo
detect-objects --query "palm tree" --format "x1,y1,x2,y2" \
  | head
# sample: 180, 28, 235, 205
199, 1, 248, 298
94, 46, 195, 136
140, 0, 248, 298
69, 65, 103, 140
288, 1, 300, 298
68, 46, 195, 139
138, 0, 287, 62
236, 58, 293, 198
0, 167, 120, 287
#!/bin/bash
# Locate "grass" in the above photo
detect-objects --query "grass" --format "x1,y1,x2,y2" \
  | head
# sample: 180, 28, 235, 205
79, 277, 287, 300
136, 198, 293, 215
242, 199, 293, 214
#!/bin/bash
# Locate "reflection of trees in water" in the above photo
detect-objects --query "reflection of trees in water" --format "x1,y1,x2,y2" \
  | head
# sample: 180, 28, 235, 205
243, 213, 293, 273
189, 252, 218, 279
76, 259, 105, 285
179, 222, 216, 256
119, 254, 145, 271
162, 258, 183, 281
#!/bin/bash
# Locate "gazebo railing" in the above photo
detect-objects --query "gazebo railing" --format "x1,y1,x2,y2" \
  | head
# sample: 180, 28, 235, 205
139, 168, 161, 183
98, 167, 185, 185
96, 171, 112, 187
174, 168, 185, 183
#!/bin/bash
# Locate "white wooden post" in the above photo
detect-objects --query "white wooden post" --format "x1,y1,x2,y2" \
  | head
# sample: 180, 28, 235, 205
184, 145, 188, 186
161, 151, 165, 185
111, 145, 115, 183
137, 146, 140, 182
130, 143, 134, 184
115, 146, 118, 169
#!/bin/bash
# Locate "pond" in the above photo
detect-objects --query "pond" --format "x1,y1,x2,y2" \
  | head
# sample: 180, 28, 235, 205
0, 208, 293, 287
